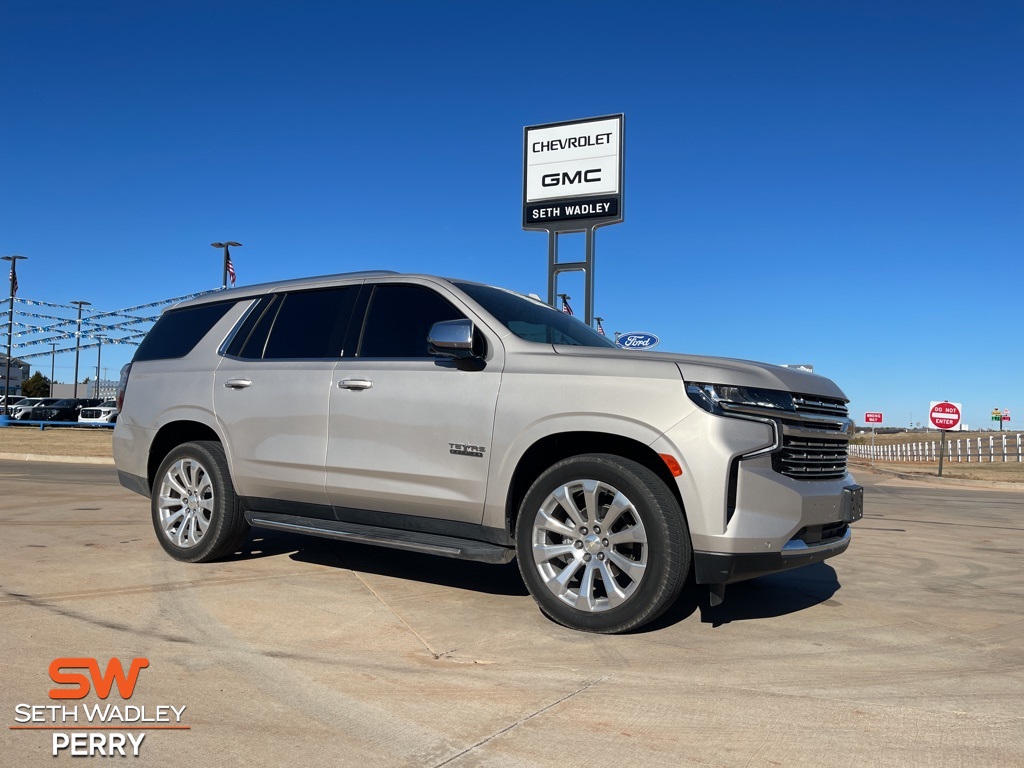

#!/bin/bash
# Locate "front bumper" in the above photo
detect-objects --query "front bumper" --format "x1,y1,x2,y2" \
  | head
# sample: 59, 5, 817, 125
694, 527, 851, 584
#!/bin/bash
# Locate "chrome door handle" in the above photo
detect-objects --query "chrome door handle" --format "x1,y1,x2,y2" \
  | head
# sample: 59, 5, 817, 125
224, 379, 252, 389
338, 379, 373, 390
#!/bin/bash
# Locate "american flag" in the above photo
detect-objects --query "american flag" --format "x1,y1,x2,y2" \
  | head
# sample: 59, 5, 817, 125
226, 254, 236, 286
596, 318, 605, 336
9, 266, 17, 296
560, 294, 573, 316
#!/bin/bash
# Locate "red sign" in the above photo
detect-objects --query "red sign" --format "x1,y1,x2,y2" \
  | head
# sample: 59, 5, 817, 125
929, 401, 962, 430
864, 412, 883, 423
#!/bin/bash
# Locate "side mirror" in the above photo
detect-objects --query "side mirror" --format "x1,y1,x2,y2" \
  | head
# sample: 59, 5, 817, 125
428, 319, 476, 360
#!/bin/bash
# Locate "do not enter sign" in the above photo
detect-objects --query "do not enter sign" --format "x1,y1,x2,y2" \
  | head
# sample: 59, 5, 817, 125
929, 401, 962, 430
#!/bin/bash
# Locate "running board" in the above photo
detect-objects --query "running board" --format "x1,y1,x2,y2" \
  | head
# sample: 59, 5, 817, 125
245, 511, 516, 564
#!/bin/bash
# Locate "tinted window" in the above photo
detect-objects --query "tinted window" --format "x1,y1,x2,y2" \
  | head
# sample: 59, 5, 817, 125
262, 286, 359, 360
453, 282, 616, 348
134, 301, 236, 362
238, 296, 281, 359
224, 296, 274, 358
358, 284, 464, 358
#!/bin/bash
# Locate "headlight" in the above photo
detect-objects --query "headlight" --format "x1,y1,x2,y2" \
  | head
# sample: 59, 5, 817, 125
686, 382, 795, 416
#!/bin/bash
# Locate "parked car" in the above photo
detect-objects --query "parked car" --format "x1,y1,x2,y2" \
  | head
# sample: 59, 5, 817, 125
24, 398, 102, 422
12, 397, 59, 419
79, 400, 119, 424
114, 271, 862, 633
0, 396, 26, 416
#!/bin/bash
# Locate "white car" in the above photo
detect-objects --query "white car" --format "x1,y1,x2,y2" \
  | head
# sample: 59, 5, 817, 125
0, 396, 25, 415
79, 400, 119, 424
10, 397, 58, 419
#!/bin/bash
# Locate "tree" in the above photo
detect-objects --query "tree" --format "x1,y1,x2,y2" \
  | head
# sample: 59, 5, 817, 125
21, 371, 51, 398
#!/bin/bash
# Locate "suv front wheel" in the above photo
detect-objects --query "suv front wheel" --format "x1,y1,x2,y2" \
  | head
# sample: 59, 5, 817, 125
516, 454, 690, 633
151, 441, 249, 563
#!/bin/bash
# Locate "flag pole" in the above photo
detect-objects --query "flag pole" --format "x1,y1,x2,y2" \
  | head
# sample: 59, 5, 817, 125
211, 242, 242, 289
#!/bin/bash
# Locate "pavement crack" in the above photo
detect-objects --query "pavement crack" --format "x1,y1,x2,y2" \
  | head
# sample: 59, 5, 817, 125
325, 541, 442, 658
432, 674, 611, 767
347, 569, 442, 658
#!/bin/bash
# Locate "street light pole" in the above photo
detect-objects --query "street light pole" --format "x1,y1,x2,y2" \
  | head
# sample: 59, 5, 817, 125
2, 255, 27, 413
211, 242, 242, 289
70, 300, 91, 398
50, 342, 57, 397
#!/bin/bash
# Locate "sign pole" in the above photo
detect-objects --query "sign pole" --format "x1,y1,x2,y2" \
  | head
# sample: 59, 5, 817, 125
864, 413, 883, 463
938, 430, 946, 477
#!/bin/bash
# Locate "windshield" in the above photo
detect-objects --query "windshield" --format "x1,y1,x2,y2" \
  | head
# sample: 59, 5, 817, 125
453, 282, 617, 348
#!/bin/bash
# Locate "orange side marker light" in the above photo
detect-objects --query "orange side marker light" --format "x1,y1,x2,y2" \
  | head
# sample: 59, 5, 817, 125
659, 454, 683, 477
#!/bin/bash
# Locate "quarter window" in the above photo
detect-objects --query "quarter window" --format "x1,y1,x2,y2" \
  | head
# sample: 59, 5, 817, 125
134, 301, 236, 362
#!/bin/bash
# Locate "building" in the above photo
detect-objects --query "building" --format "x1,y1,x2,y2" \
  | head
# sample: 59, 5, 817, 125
0, 354, 31, 398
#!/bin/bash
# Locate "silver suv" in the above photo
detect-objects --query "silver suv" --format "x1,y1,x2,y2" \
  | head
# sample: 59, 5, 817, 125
114, 272, 862, 633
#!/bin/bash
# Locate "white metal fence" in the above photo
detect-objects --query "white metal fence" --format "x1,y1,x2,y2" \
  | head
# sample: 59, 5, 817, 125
850, 434, 1024, 463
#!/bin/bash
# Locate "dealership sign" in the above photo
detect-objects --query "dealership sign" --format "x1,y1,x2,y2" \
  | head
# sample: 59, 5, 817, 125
523, 114, 624, 229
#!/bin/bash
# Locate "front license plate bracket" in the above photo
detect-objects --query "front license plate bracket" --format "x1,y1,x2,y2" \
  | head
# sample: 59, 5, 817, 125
841, 484, 864, 523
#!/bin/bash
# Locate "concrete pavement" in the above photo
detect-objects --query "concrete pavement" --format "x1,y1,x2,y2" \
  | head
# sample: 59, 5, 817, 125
1, 462, 1021, 766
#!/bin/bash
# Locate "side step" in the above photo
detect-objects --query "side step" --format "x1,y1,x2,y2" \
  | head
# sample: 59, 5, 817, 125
246, 511, 516, 564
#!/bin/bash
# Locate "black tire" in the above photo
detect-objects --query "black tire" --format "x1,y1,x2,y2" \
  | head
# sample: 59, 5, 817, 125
516, 454, 691, 634
150, 441, 249, 563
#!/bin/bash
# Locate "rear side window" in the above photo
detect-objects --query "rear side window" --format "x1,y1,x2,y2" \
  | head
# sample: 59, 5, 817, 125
357, 284, 464, 358
263, 287, 358, 359
134, 301, 236, 362
224, 288, 359, 360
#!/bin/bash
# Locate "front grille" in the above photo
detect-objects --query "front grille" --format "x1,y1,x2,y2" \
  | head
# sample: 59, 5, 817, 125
792, 395, 848, 418
81, 410, 100, 418
773, 436, 848, 480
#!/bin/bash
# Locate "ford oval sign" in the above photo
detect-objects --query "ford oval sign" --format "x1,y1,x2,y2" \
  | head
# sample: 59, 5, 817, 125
616, 332, 660, 350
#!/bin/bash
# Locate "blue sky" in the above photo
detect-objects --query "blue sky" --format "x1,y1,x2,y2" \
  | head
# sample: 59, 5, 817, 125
2, 1, 1021, 430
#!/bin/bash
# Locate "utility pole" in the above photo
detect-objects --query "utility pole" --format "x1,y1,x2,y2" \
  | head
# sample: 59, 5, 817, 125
49, 342, 57, 397
94, 335, 106, 399
70, 300, 91, 398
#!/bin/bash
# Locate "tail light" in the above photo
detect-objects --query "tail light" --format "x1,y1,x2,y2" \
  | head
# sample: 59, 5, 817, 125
116, 363, 132, 412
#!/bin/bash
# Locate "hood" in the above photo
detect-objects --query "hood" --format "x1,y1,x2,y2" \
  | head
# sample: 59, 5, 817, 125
552, 346, 848, 401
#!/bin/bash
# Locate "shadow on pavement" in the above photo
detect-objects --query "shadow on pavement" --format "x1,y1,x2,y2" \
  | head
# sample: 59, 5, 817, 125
698, 562, 841, 627
229, 531, 840, 622
231, 528, 530, 597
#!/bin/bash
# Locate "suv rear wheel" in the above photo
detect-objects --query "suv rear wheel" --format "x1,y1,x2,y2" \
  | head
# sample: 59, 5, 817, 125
151, 441, 249, 563
516, 454, 690, 633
